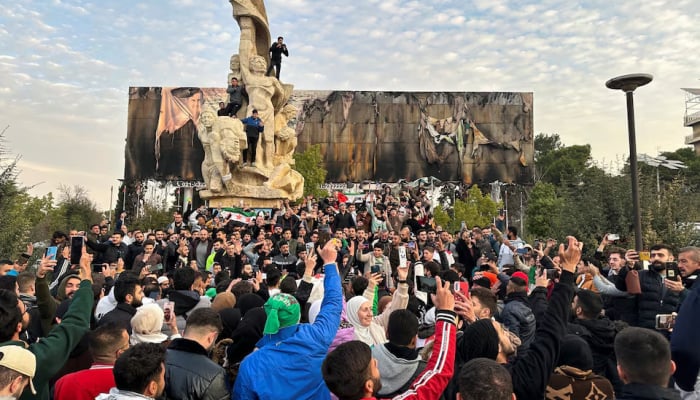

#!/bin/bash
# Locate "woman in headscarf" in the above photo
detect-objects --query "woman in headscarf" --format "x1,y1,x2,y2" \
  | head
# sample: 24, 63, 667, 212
236, 292, 265, 316
130, 303, 180, 345
346, 267, 409, 346
226, 307, 267, 365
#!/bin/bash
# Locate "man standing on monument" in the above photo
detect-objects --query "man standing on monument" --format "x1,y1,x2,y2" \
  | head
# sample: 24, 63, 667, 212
241, 109, 264, 167
225, 77, 244, 117
266, 36, 288, 79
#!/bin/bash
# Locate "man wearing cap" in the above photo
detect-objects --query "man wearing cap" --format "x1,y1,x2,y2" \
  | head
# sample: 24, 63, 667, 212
0, 252, 93, 400
233, 242, 342, 399
499, 271, 536, 353
0, 346, 36, 399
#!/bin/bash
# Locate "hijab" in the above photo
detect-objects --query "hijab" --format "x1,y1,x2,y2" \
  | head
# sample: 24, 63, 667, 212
130, 303, 169, 344
227, 307, 266, 364
236, 293, 265, 316
346, 295, 384, 346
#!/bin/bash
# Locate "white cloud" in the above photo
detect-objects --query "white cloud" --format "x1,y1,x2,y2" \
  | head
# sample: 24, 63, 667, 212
0, 0, 698, 210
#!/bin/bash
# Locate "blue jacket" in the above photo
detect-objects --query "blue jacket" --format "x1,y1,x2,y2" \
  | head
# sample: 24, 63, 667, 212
240, 116, 264, 139
232, 263, 342, 400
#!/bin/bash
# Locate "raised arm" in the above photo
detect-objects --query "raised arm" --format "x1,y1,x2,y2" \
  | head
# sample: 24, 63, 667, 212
308, 243, 343, 344
394, 277, 456, 399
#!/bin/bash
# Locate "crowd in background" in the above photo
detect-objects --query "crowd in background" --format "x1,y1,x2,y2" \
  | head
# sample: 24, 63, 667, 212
0, 183, 699, 400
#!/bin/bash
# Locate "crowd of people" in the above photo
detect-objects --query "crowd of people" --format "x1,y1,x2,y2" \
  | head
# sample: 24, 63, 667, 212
0, 185, 699, 400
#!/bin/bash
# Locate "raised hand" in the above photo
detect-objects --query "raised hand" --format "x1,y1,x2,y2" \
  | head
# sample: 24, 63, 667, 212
36, 255, 57, 279
79, 247, 93, 283
558, 236, 582, 273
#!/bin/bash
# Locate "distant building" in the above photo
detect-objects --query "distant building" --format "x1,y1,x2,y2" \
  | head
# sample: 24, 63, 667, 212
683, 88, 700, 155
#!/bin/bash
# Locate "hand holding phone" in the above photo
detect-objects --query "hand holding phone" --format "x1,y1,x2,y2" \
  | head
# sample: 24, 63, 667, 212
163, 301, 175, 323
44, 246, 58, 261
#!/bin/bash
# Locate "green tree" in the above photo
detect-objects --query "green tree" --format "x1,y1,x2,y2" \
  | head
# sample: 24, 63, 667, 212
434, 186, 499, 232
293, 144, 329, 200
525, 182, 563, 240
535, 133, 593, 186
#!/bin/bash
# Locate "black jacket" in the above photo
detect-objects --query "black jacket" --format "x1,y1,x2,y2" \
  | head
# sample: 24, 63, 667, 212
568, 317, 624, 394
507, 270, 576, 400
616, 267, 680, 329
97, 302, 137, 334
165, 338, 229, 400
617, 382, 680, 400
86, 240, 127, 265
268, 42, 288, 61
501, 291, 536, 353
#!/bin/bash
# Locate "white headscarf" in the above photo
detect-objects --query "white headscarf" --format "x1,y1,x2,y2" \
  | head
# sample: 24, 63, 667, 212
346, 296, 382, 346
130, 303, 168, 345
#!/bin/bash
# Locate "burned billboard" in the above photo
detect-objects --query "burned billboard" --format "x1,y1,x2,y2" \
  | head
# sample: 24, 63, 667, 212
124, 88, 533, 185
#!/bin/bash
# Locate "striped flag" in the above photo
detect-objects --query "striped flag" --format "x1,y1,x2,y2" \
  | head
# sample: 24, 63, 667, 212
219, 207, 256, 224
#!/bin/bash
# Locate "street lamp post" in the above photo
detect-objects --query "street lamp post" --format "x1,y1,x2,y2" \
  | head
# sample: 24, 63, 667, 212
606, 73, 653, 251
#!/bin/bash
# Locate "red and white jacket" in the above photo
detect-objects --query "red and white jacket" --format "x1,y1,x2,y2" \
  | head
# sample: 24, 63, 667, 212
367, 309, 457, 400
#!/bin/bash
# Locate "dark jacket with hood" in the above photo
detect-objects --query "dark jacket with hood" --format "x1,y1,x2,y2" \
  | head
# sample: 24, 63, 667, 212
568, 317, 625, 393
501, 291, 536, 352
167, 290, 211, 332
506, 270, 577, 400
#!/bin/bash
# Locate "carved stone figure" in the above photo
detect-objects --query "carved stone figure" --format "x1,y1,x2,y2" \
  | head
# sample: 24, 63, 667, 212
241, 55, 285, 171
197, 110, 219, 191
199, 0, 305, 206
273, 104, 298, 165
227, 54, 241, 85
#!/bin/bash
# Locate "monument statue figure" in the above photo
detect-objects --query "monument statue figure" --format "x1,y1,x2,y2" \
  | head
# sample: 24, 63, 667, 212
198, 0, 305, 207
197, 110, 220, 191
230, 0, 271, 63
240, 55, 285, 171
273, 104, 298, 166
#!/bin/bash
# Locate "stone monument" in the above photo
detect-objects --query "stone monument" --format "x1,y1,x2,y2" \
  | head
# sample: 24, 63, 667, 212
199, 0, 304, 207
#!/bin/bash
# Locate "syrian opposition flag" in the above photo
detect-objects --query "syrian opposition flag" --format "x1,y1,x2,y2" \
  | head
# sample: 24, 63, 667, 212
219, 207, 256, 224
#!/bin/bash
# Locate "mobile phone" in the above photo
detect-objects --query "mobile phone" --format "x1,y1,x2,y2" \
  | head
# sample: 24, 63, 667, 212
546, 269, 560, 281
305, 242, 314, 253
453, 281, 461, 293
607, 233, 620, 241
460, 221, 466, 231
407, 242, 416, 249
44, 246, 58, 261
655, 314, 676, 330
417, 276, 437, 294
665, 262, 680, 279
70, 236, 84, 265
516, 247, 528, 255
148, 263, 164, 273
92, 263, 106, 273
638, 251, 650, 262
371, 265, 381, 274
163, 301, 175, 323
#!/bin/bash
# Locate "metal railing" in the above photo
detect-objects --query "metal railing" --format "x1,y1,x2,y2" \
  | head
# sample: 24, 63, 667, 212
685, 111, 700, 126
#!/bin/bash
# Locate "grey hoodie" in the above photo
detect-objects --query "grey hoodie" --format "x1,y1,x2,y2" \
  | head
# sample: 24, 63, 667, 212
371, 343, 424, 397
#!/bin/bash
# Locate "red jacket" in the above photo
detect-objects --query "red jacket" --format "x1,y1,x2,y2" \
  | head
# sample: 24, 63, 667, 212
54, 363, 115, 400
366, 310, 457, 400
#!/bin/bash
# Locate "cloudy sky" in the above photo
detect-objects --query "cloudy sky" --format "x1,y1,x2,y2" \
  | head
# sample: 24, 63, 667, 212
1, 0, 699, 209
